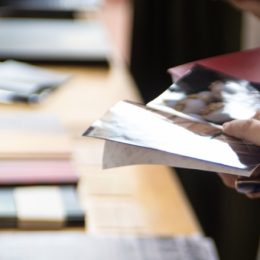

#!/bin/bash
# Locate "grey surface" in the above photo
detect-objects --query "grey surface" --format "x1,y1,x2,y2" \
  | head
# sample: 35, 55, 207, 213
0, 233, 219, 260
0, 19, 111, 65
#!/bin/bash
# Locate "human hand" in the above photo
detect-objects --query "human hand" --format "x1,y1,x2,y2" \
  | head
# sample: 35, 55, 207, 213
222, 113, 260, 146
219, 172, 260, 199
219, 112, 260, 198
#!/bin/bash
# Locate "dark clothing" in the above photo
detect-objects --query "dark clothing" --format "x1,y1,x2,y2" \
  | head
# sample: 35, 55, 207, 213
130, 0, 241, 102
130, 1, 260, 260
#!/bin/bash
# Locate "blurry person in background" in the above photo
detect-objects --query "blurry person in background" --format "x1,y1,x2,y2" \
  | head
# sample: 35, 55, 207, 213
229, 0, 260, 17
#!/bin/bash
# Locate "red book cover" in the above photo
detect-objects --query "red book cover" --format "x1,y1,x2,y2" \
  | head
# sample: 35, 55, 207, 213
168, 47, 260, 83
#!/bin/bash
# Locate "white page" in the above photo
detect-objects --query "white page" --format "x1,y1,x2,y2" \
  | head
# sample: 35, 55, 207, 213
84, 101, 260, 177
103, 140, 253, 177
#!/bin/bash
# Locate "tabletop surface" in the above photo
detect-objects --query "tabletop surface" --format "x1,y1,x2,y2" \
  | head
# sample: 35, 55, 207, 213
0, 0, 201, 235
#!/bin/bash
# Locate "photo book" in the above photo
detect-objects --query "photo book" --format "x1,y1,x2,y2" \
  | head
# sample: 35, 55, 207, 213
83, 63, 260, 178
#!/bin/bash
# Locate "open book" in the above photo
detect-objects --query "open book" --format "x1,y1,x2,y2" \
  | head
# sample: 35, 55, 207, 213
83, 65, 260, 178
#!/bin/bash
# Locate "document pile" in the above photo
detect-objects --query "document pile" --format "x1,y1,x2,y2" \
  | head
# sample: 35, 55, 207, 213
0, 60, 69, 103
84, 65, 260, 183
0, 113, 85, 229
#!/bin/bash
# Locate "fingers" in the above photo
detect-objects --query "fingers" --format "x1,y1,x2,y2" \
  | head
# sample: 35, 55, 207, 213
220, 111, 260, 199
236, 174, 260, 198
223, 119, 260, 145
246, 192, 260, 199
219, 173, 260, 198
218, 173, 237, 188
253, 110, 260, 120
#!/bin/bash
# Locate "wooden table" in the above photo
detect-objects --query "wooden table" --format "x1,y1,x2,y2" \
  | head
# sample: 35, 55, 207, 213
0, 60, 201, 235
0, 1, 201, 235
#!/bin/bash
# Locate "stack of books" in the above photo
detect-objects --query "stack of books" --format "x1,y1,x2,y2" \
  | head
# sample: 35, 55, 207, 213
0, 113, 85, 229
0, 19, 112, 66
0, 186, 84, 229
0, 60, 70, 104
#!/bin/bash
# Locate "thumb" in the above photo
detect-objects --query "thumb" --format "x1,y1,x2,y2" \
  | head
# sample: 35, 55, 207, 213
223, 119, 260, 145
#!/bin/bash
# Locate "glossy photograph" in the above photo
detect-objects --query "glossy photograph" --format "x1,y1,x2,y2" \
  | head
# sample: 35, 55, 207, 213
149, 65, 260, 124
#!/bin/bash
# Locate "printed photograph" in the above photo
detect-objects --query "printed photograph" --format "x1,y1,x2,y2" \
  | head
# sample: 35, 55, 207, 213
149, 65, 260, 124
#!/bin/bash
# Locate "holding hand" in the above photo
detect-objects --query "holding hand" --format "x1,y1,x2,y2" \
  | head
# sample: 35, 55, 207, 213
223, 114, 260, 146
219, 111, 260, 199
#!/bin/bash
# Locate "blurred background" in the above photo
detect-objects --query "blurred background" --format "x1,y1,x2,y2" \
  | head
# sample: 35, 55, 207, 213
0, 0, 259, 260
129, 1, 260, 260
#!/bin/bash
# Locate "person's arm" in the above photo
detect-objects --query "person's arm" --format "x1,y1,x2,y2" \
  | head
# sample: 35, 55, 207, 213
219, 114, 260, 198
229, 0, 260, 18
220, 1, 260, 198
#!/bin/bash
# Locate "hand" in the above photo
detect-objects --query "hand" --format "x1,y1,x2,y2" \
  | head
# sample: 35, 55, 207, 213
229, 0, 260, 18
219, 112, 260, 198
222, 116, 260, 146
219, 172, 260, 199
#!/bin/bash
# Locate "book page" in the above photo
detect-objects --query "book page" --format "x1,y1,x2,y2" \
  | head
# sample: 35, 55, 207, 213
148, 65, 260, 125
84, 100, 260, 176
83, 65, 260, 177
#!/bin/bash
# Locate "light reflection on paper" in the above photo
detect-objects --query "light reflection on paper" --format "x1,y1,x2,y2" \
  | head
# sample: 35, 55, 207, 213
148, 65, 260, 124
84, 101, 260, 171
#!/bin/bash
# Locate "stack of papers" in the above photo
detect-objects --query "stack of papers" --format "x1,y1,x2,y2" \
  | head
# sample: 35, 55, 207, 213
83, 65, 260, 179
0, 0, 103, 18
0, 186, 85, 229
0, 19, 111, 66
0, 60, 70, 104
0, 113, 78, 186
0, 113, 85, 229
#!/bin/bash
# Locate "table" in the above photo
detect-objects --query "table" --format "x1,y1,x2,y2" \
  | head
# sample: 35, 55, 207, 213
0, 60, 201, 235
0, 1, 201, 236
